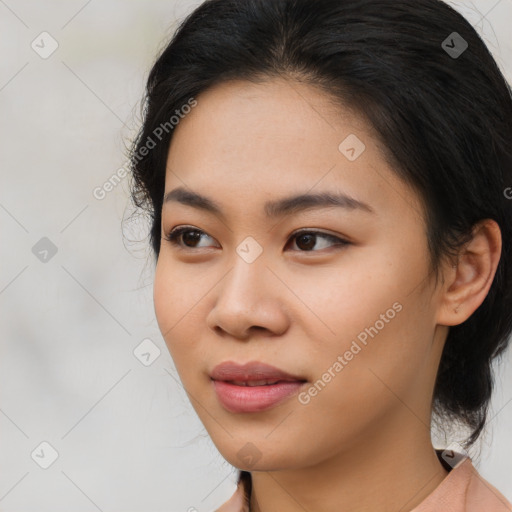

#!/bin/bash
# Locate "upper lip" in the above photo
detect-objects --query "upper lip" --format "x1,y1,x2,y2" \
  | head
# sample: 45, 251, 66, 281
210, 361, 306, 382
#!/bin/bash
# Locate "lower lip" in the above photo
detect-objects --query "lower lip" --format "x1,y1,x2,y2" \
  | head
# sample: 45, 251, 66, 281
212, 380, 305, 413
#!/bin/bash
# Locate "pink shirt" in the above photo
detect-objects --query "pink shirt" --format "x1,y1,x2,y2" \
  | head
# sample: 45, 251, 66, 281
215, 457, 512, 512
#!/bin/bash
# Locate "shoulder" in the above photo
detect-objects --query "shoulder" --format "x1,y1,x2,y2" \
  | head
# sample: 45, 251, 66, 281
465, 461, 512, 512
413, 457, 512, 512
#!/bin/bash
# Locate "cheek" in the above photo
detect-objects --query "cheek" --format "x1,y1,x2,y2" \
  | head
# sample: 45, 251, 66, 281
289, 254, 407, 344
292, 301, 432, 453
153, 260, 175, 336
335, 314, 433, 424
300, 247, 433, 390
153, 260, 192, 355
153, 256, 202, 330
153, 258, 212, 376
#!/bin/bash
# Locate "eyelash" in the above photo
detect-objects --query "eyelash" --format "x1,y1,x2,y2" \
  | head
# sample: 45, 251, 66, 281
163, 226, 350, 253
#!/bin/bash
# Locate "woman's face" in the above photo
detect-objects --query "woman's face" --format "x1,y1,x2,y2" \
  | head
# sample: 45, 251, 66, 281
154, 78, 448, 471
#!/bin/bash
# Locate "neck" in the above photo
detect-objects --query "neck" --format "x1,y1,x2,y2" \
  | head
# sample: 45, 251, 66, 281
249, 415, 449, 512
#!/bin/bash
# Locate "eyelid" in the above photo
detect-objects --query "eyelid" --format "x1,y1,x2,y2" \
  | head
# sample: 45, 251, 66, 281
291, 227, 345, 239
287, 229, 350, 251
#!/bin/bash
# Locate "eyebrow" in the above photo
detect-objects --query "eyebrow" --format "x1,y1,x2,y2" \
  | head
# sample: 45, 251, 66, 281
163, 186, 375, 219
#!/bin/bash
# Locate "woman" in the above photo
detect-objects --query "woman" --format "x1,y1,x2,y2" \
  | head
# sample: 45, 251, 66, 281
129, 0, 512, 510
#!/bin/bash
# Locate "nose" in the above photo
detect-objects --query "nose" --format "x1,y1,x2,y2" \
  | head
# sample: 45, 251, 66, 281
206, 253, 290, 340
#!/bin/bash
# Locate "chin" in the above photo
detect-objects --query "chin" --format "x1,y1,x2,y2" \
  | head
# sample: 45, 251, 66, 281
214, 441, 307, 473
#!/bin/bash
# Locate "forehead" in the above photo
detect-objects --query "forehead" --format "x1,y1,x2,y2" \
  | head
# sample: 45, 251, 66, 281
164, 78, 423, 223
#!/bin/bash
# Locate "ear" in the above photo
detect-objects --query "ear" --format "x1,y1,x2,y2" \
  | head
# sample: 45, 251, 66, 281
436, 219, 502, 327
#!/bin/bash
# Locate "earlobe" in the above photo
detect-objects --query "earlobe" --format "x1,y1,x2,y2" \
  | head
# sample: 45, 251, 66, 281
436, 219, 502, 327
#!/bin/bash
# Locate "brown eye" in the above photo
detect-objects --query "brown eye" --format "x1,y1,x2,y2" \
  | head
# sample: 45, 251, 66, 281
164, 226, 218, 249
288, 230, 350, 252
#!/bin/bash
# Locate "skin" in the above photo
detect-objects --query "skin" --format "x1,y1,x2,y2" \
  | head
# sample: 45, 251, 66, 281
153, 77, 502, 512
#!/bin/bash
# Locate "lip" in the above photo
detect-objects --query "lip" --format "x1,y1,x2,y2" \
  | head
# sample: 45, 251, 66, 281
210, 360, 305, 382
210, 361, 307, 413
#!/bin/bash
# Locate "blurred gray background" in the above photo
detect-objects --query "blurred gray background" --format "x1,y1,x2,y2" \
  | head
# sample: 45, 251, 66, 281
0, 1, 511, 511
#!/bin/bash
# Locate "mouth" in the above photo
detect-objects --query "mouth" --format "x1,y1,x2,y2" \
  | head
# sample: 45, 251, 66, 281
210, 361, 307, 413
225, 379, 298, 386
211, 379, 307, 413
210, 360, 306, 382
